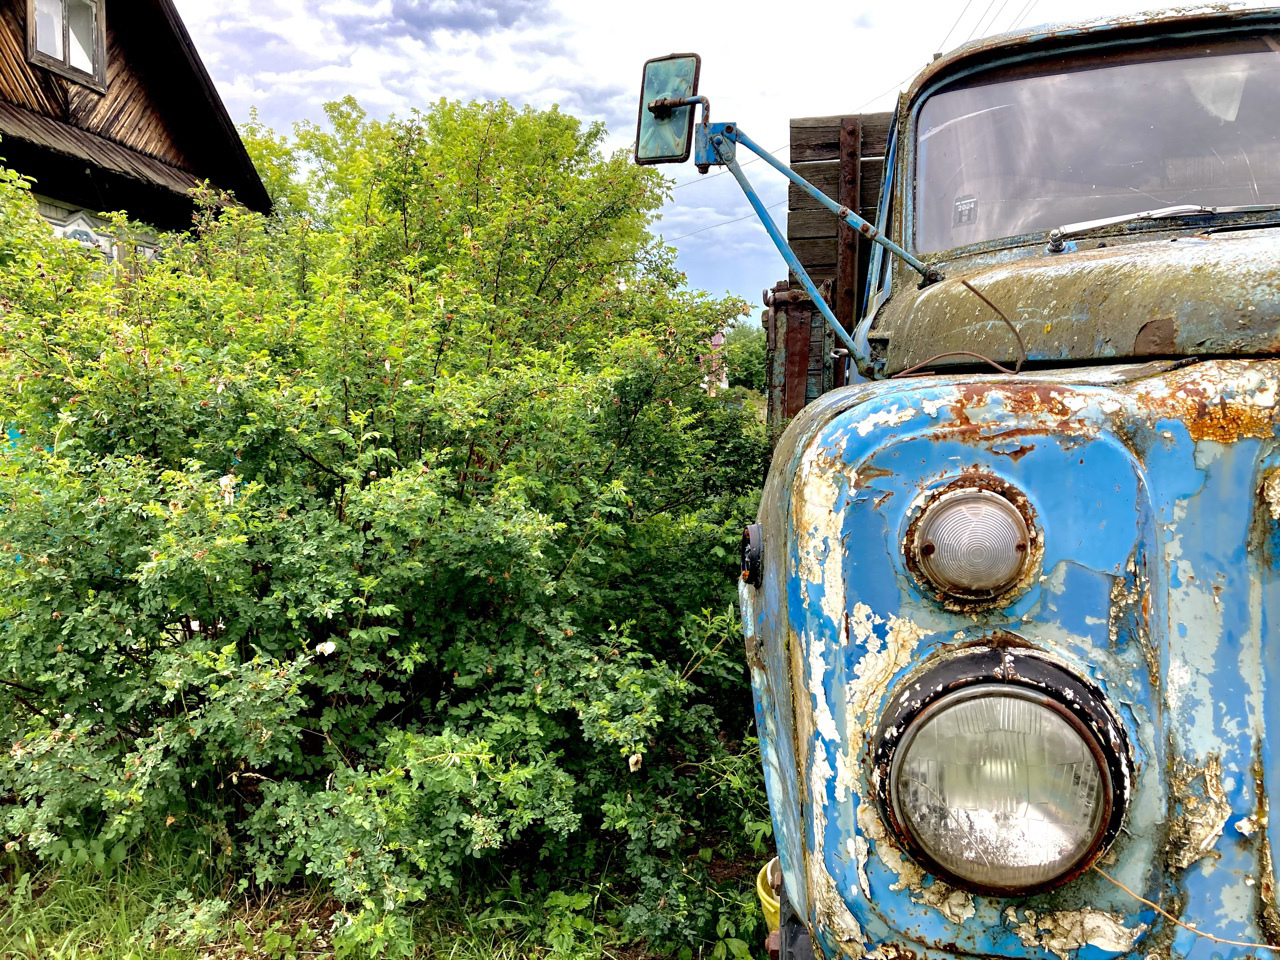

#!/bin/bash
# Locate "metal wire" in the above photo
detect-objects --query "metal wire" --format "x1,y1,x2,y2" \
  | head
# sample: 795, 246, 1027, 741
888, 281, 1027, 378
664, 199, 787, 242
937, 0, 979, 55
891, 351, 1019, 378
960, 278, 1027, 372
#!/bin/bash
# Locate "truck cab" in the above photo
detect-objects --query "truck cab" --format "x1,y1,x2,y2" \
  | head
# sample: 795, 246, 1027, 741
738, 7, 1280, 959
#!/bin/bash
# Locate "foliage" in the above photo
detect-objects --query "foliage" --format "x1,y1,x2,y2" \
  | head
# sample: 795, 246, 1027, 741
0, 99, 770, 956
0, 845, 642, 959
722, 324, 766, 393
1, 833, 234, 959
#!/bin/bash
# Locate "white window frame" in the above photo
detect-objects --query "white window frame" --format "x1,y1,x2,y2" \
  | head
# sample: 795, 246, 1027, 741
26, 0, 106, 92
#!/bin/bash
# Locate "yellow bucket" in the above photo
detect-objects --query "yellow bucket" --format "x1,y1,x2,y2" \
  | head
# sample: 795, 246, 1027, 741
756, 856, 780, 932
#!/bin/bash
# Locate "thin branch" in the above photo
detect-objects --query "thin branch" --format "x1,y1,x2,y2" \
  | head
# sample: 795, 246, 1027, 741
288, 443, 344, 480
0, 679, 51, 718
9, 693, 49, 718
0, 676, 42, 696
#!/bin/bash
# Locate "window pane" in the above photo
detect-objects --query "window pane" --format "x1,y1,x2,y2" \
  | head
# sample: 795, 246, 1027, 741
67, 0, 95, 73
34, 0, 63, 59
915, 38, 1280, 252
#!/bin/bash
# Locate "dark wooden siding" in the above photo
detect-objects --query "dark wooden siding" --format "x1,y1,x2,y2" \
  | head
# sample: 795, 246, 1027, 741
0, 99, 198, 193
786, 112, 891, 290
0, 0, 191, 171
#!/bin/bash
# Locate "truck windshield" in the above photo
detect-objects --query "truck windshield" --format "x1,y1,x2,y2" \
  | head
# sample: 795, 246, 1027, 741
915, 36, 1280, 253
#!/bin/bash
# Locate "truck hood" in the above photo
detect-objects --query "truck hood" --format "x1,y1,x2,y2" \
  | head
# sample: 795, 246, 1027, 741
864, 224, 1280, 376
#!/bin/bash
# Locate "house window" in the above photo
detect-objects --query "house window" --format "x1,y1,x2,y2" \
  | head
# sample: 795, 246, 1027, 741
28, 0, 105, 90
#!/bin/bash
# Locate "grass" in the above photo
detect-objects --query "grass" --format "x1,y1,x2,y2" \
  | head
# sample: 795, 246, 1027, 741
1, 853, 201, 959
0, 856, 678, 960
0, 838, 768, 959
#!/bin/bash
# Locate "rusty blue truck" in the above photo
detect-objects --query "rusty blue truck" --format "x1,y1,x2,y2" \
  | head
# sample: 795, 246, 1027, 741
637, 6, 1280, 959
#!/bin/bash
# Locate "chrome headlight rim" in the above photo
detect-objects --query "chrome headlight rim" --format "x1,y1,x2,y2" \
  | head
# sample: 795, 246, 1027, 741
904, 474, 1041, 606
872, 643, 1131, 896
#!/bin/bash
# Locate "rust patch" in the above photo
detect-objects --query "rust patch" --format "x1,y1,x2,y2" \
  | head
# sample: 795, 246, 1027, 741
856, 464, 896, 485
864, 945, 920, 960
940, 361, 1277, 447
1174, 399, 1275, 443
1110, 556, 1159, 692
1147, 363, 1278, 442
1253, 748, 1280, 944
958, 382, 1077, 421
943, 383, 1096, 447
1006, 906, 1146, 960
1001, 384, 1079, 420
1166, 754, 1231, 870
993, 443, 1036, 462
1134, 315, 1178, 354
1254, 467, 1280, 569
926, 422, 1088, 445
1263, 467, 1280, 523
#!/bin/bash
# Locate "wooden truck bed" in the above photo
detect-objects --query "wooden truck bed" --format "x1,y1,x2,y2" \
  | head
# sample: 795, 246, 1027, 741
764, 112, 891, 425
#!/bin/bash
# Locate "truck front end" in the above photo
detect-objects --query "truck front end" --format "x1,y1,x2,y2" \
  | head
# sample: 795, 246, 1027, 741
740, 8, 1280, 959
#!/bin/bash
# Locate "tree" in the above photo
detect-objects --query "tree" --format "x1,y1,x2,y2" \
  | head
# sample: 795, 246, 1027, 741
0, 99, 769, 954
724, 322, 767, 393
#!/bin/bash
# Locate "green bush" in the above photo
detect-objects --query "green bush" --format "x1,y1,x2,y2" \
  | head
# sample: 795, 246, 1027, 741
723, 324, 766, 394
0, 99, 769, 956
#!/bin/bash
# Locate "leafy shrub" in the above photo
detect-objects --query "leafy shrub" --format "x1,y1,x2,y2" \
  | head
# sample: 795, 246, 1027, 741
723, 323, 767, 394
0, 98, 769, 955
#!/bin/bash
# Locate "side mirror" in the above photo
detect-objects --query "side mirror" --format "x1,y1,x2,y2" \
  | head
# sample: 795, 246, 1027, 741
634, 53, 701, 165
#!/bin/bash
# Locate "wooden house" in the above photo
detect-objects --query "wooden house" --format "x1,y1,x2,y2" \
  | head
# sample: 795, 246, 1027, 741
0, 0, 270, 250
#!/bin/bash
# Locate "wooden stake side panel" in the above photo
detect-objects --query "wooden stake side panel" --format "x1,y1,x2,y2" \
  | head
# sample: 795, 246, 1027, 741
786, 113, 892, 284
766, 113, 892, 427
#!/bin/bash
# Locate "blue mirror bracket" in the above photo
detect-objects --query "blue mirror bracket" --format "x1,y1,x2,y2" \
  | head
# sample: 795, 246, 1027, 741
711, 132, 859, 357
650, 101, 946, 365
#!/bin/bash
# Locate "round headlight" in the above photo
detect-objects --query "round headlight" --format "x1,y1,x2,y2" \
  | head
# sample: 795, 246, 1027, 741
874, 648, 1129, 895
908, 483, 1035, 601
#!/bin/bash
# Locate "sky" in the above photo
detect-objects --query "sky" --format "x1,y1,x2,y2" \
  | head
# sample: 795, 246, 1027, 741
169, 0, 1276, 319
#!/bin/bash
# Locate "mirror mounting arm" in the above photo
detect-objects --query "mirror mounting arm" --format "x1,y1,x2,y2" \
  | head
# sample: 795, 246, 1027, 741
688, 121, 942, 363
706, 123, 941, 286
648, 94, 709, 123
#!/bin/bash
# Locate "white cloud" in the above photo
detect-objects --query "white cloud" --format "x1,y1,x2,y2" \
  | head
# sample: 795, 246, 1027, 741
172, 0, 1278, 314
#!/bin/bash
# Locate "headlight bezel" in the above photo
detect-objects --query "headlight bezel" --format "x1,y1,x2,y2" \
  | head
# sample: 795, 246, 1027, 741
904, 474, 1041, 607
872, 643, 1131, 896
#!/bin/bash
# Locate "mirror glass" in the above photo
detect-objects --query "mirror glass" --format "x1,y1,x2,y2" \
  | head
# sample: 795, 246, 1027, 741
634, 54, 700, 165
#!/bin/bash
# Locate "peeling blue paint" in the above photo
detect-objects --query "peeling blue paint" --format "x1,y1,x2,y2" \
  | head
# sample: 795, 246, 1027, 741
745, 359, 1280, 959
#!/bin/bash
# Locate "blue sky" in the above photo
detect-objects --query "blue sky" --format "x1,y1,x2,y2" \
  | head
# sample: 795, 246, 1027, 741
170, 1, 1273, 320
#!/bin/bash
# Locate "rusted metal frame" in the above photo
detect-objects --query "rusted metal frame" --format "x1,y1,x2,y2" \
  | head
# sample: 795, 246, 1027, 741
647, 94, 709, 117
833, 117, 862, 388
723, 124, 941, 286
784, 299, 812, 418
807, 303, 827, 401
765, 282, 831, 416
711, 136, 861, 358
764, 282, 796, 425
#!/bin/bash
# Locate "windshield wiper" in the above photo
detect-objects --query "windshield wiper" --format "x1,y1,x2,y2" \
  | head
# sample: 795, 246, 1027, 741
1052, 203, 1280, 241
